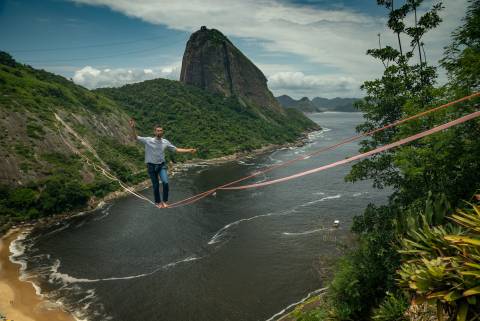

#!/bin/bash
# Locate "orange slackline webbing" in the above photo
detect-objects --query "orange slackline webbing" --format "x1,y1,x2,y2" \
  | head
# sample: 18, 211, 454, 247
167, 92, 479, 208
220, 110, 480, 190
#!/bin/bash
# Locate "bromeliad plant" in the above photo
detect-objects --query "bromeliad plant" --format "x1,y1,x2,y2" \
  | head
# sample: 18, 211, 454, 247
397, 203, 480, 321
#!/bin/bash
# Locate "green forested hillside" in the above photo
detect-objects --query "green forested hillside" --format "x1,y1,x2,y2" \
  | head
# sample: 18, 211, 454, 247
96, 78, 318, 159
0, 52, 146, 228
0, 51, 317, 231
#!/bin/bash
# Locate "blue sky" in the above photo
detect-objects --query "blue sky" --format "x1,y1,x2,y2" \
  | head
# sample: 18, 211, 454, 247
0, 0, 467, 98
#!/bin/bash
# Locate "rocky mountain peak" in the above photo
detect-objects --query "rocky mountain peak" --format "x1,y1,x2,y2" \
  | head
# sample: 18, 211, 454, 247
180, 26, 282, 112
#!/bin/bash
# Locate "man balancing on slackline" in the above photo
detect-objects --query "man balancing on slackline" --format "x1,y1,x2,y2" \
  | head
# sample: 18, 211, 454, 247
129, 119, 196, 208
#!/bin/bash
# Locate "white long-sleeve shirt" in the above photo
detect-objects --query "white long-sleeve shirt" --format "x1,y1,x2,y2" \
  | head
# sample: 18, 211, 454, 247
137, 136, 177, 164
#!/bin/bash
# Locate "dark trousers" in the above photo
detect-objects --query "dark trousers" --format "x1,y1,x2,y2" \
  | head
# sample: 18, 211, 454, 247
147, 162, 169, 204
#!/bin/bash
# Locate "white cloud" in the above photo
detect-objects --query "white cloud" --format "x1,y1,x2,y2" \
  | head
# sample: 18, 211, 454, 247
72, 64, 181, 89
268, 71, 360, 98
257, 63, 298, 76
70, 0, 467, 96
71, 0, 386, 80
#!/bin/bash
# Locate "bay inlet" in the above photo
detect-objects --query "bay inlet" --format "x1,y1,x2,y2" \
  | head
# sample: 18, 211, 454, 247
11, 112, 390, 321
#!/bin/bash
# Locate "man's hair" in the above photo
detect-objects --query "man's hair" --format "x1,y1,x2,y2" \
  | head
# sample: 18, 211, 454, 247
153, 124, 163, 130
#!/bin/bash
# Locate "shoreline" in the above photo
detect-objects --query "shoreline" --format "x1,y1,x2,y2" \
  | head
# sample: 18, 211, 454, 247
0, 130, 316, 321
0, 229, 76, 321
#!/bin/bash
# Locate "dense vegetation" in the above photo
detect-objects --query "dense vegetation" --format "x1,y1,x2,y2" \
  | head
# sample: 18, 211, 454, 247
294, 1, 480, 320
0, 52, 118, 115
0, 52, 145, 231
0, 51, 317, 232
96, 78, 318, 160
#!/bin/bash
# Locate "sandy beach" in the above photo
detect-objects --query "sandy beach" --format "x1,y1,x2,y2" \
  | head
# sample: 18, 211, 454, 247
0, 229, 76, 321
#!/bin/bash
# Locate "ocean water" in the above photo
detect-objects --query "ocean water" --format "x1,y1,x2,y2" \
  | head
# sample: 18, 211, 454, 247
12, 112, 391, 321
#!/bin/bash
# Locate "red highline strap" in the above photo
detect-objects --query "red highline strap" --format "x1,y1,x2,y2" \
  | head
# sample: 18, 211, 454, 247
220, 110, 480, 190
167, 92, 479, 208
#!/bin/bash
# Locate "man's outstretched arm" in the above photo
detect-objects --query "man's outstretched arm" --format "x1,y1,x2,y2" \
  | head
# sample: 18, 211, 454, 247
176, 148, 197, 154
129, 119, 138, 141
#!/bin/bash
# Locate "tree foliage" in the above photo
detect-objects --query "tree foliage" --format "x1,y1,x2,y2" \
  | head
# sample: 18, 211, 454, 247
441, 0, 480, 91
398, 204, 480, 321
295, 2, 480, 320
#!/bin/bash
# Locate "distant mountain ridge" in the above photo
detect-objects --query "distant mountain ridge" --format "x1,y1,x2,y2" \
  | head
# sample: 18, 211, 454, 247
277, 95, 360, 112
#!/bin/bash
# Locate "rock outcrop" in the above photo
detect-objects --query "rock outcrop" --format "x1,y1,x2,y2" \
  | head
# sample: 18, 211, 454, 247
180, 26, 283, 113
